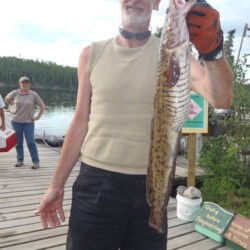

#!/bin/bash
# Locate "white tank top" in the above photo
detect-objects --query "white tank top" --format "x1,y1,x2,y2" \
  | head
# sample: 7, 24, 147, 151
79, 36, 160, 174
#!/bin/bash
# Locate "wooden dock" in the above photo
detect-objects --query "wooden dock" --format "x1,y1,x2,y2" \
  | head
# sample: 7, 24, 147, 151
0, 141, 229, 249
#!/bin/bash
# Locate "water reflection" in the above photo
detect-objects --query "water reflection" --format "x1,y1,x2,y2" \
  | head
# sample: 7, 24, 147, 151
37, 88, 77, 107
1, 86, 77, 137
36, 106, 75, 137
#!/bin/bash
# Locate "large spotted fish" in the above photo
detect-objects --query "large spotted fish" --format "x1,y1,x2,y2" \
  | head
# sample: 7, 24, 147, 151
147, 0, 196, 233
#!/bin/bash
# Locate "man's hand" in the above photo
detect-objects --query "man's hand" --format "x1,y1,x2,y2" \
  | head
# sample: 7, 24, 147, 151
186, 0, 223, 58
34, 187, 65, 229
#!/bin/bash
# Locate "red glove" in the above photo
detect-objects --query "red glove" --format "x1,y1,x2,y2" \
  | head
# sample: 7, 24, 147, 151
186, 0, 223, 58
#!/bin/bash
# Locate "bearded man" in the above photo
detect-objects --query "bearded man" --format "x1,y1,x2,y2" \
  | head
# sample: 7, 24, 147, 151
35, 0, 233, 249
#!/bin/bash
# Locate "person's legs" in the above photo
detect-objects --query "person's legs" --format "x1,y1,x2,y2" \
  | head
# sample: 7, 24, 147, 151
23, 122, 39, 164
67, 163, 168, 250
67, 163, 129, 250
11, 121, 24, 163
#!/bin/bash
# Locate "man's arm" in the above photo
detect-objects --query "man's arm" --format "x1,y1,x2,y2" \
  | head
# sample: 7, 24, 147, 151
186, 0, 233, 108
35, 45, 92, 229
49, 45, 92, 189
190, 55, 233, 108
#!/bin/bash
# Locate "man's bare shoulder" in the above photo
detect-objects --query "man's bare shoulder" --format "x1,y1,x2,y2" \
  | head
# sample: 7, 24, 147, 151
80, 38, 114, 60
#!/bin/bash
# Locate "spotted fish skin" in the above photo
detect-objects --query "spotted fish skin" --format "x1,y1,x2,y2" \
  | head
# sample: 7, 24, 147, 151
147, 0, 196, 233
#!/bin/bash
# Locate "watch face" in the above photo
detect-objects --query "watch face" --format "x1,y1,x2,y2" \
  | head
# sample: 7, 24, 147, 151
215, 50, 223, 60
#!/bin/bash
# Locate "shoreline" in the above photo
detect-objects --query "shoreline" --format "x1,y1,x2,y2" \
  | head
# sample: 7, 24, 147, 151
4, 110, 64, 147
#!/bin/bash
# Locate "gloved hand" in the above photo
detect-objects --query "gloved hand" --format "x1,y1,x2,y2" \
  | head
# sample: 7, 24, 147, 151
186, 0, 223, 60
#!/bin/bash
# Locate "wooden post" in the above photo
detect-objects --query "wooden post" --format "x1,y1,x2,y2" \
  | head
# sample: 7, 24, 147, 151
187, 133, 196, 187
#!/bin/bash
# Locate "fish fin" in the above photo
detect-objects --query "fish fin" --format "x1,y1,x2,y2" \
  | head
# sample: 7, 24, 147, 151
148, 207, 167, 234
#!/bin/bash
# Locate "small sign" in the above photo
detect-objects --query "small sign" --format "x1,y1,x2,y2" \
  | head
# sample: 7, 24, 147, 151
224, 214, 250, 250
182, 91, 208, 134
194, 202, 234, 243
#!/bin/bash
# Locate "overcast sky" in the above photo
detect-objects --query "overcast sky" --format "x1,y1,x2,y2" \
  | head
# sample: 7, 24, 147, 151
0, 0, 249, 68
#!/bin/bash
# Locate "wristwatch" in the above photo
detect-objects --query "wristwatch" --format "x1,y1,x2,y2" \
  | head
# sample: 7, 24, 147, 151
200, 50, 224, 61
214, 50, 224, 60
200, 37, 224, 61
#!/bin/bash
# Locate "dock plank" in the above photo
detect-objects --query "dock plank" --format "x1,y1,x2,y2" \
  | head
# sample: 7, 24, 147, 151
177, 238, 225, 250
168, 231, 207, 249
0, 140, 229, 249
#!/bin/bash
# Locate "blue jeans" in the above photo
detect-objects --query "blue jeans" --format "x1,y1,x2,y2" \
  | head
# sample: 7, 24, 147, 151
11, 121, 39, 163
66, 163, 168, 250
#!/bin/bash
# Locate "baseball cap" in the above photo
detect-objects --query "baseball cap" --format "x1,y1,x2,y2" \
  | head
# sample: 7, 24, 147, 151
19, 76, 30, 82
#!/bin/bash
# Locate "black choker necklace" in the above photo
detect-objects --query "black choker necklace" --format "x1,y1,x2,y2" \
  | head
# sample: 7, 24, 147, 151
119, 28, 151, 41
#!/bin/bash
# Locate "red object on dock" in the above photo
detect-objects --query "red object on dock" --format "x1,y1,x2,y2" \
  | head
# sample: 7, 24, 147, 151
0, 128, 17, 152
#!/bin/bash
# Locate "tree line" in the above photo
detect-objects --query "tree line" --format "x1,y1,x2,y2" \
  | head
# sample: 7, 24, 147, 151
0, 57, 78, 91
1, 30, 249, 92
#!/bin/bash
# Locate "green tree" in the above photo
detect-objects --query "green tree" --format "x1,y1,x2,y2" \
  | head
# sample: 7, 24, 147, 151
153, 27, 162, 38
224, 29, 236, 66
199, 30, 250, 217
0, 56, 78, 90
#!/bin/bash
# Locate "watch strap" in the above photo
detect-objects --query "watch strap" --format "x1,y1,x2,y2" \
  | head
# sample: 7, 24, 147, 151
199, 37, 224, 61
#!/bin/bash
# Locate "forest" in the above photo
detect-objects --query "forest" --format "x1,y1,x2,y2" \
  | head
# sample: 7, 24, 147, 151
0, 56, 78, 91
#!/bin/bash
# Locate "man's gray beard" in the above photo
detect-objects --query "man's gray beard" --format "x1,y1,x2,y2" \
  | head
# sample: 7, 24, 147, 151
121, 12, 151, 29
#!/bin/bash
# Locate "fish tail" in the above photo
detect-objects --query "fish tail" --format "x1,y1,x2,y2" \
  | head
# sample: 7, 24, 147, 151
148, 206, 167, 234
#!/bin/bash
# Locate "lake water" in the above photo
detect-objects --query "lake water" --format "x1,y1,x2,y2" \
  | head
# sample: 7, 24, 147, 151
35, 105, 75, 137
1, 86, 77, 137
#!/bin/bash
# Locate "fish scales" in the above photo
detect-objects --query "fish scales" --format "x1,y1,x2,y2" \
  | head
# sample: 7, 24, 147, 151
146, 0, 196, 233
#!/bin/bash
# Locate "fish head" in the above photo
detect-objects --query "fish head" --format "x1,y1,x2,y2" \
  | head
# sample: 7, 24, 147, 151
171, 0, 196, 14
163, 0, 196, 49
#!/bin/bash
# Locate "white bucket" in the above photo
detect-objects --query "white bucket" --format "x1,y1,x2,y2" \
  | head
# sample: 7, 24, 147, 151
176, 193, 202, 221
